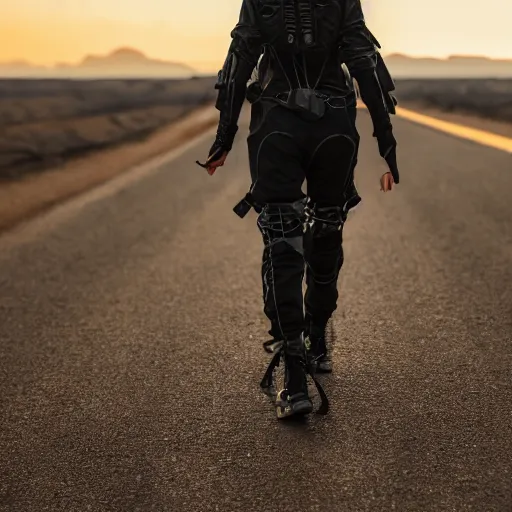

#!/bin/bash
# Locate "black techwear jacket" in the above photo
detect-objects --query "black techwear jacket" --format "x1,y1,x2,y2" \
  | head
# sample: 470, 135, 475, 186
209, 0, 399, 181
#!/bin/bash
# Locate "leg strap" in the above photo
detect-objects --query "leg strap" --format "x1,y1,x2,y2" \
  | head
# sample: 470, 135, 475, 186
259, 340, 329, 415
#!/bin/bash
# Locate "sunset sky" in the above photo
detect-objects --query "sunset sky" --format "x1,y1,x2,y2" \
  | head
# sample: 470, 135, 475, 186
1, 0, 511, 72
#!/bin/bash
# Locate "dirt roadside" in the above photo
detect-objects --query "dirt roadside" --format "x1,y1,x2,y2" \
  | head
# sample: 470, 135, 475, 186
0, 104, 217, 234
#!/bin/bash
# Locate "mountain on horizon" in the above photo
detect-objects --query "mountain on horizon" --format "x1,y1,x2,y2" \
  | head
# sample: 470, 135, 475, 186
384, 53, 512, 78
0, 49, 511, 79
0, 48, 195, 78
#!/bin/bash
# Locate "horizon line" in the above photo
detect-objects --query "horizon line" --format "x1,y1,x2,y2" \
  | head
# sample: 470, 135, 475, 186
1, 47, 511, 70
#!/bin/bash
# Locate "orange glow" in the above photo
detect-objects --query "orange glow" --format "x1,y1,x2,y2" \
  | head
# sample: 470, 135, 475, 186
1, 1, 511, 72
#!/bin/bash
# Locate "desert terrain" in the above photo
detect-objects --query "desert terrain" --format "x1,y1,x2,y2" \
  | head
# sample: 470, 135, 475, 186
0, 77, 216, 180
0, 77, 510, 183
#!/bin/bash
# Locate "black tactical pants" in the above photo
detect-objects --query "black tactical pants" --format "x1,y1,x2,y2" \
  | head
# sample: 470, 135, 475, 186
247, 96, 360, 340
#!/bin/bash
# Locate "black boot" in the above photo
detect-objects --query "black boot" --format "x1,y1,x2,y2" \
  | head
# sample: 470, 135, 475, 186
275, 335, 313, 419
262, 322, 284, 354
305, 316, 333, 374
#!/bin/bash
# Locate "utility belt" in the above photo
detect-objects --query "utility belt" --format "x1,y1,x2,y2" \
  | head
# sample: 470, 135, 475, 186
265, 88, 355, 121
233, 189, 361, 221
272, 89, 356, 110
232, 194, 304, 220
247, 81, 356, 117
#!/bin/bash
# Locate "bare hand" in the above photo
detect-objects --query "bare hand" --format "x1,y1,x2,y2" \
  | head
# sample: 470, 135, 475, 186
206, 151, 228, 176
380, 172, 394, 192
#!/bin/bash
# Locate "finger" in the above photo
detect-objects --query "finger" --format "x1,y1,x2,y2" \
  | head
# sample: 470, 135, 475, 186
206, 151, 222, 165
207, 157, 226, 168
207, 151, 228, 166
385, 173, 393, 192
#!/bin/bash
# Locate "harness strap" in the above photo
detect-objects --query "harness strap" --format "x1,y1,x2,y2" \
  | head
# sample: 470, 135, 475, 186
233, 192, 262, 218
259, 340, 330, 415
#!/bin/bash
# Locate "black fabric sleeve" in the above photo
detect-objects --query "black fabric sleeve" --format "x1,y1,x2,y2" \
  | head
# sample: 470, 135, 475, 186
339, 0, 391, 134
338, 0, 399, 181
213, 0, 262, 150
338, 0, 377, 75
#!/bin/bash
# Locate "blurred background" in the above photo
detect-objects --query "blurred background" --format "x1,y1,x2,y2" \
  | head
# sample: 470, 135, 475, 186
1, 0, 511, 191
1, 2, 512, 511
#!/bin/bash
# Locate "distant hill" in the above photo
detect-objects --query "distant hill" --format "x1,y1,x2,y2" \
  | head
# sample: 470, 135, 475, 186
0, 60, 48, 76
0, 48, 195, 79
385, 54, 512, 79
1, 50, 511, 79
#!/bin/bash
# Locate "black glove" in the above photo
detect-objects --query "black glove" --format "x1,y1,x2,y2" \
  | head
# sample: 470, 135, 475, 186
196, 121, 238, 169
212, 121, 238, 153
375, 127, 400, 184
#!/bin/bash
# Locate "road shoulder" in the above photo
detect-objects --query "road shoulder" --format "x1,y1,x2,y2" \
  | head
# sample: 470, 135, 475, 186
0, 104, 217, 234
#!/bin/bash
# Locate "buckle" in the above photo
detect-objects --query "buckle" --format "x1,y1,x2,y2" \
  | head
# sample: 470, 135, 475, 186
233, 193, 261, 218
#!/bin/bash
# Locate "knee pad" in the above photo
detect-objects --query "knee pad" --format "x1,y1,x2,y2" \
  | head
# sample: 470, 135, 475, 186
304, 202, 344, 284
257, 199, 306, 255
305, 202, 345, 239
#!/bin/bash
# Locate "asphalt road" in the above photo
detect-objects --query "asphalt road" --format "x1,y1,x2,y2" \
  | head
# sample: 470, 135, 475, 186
1, 109, 511, 512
